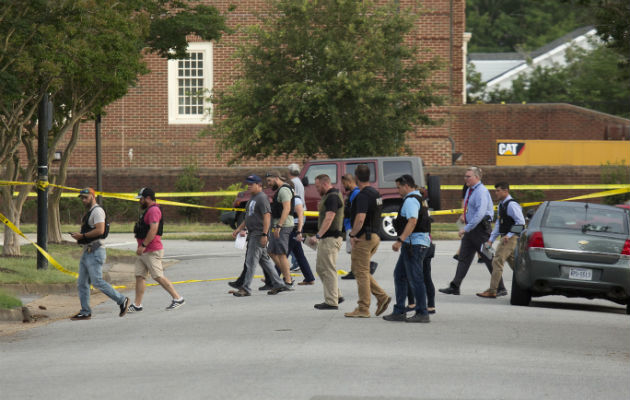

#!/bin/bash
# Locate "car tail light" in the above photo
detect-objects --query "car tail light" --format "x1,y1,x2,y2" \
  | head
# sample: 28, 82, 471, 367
622, 240, 630, 255
528, 231, 545, 248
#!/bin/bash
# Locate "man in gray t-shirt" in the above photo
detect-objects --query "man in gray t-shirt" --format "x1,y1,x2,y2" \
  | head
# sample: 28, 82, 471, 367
231, 175, 290, 296
69, 188, 129, 320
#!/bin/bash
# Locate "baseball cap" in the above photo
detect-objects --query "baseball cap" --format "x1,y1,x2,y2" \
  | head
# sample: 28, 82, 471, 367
244, 174, 262, 184
135, 187, 155, 199
78, 188, 95, 198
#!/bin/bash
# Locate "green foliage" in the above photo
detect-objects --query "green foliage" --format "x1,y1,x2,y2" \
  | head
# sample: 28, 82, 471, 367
482, 44, 630, 118
208, 0, 443, 163
601, 161, 630, 206
466, 0, 592, 52
216, 183, 247, 208
175, 164, 205, 221
466, 63, 487, 103
576, 0, 630, 65
0, 289, 22, 309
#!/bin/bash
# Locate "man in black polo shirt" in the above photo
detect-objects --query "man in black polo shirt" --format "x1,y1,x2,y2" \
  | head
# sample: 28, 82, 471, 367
345, 164, 391, 318
308, 174, 345, 310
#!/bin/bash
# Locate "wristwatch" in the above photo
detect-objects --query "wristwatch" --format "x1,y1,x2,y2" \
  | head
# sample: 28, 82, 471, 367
261, 233, 268, 237
396, 237, 404, 243
349, 233, 355, 238
315, 233, 321, 239
140, 242, 147, 247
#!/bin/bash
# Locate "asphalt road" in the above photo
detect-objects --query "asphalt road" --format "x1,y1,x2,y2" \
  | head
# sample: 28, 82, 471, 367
1, 236, 629, 400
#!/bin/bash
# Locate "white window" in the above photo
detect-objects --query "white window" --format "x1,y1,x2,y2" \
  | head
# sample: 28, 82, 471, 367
168, 42, 213, 124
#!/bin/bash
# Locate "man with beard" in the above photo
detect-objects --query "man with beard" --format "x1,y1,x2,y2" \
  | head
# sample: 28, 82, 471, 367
265, 171, 295, 293
127, 187, 185, 312
70, 188, 129, 320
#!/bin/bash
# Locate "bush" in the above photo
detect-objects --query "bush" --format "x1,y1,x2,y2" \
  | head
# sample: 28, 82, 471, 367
216, 182, 246, 208
175, 164, 204, 222
601, 161, 630, 206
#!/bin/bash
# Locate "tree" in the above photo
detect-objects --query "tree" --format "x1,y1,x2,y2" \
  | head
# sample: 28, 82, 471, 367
576, 0, 630, 66
482, 43, 629, 118
208, 0, 443, 163
0, 0, 228, 254
466, 0, 592, 52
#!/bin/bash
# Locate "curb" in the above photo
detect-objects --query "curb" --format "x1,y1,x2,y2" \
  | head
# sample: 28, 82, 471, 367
0, 307, 29, 322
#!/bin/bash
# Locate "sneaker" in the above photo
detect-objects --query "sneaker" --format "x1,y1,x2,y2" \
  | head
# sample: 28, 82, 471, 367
228, 281, 240, 289
406, 313, 430, 323
382, 312, 407, 322
127, 304, 143, 313
290, 265, 300, 271
267, 285, 293, 295
496, 289, 508, 297
119, 297, 130, 317
166, 298, 185, 310
259, 284, 273, 291
232, 289, 251, 297
70, 312, 91, 321
341, 271, 355, 280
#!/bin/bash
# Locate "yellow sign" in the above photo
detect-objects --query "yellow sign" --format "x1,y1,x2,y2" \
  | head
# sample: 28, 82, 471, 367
496, 140, 630, 166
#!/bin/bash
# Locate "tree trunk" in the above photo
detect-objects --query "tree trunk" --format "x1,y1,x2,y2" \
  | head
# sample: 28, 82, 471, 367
47, 121, 81, 244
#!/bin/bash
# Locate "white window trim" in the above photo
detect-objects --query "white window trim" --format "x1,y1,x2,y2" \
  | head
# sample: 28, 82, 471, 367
168, 41, 213, 125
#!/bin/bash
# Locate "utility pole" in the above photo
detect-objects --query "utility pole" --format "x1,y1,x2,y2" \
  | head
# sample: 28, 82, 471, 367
95, 114, 103, 204
37, 94, 53, 270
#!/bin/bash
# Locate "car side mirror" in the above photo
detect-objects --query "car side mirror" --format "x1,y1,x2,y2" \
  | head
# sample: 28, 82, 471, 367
510, 224, 525, 234
301, 176, 309, 186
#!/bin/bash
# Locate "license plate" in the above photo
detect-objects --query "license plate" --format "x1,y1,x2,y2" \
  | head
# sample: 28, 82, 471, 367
568, 267, 593, 281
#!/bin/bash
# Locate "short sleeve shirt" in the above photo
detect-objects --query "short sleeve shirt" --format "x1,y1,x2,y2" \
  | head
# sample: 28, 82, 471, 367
246, 192, 271, 236
401, 191, 430, 246
136, 205, 163, 252
273, 186, 295, 228
85, 205, 105, 248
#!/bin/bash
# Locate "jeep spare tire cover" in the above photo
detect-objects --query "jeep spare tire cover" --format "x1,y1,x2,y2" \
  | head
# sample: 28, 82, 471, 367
427, 175, 441, 210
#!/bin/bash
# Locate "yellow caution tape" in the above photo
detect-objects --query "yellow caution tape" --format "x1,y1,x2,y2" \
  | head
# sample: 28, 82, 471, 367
0, 211, 78, 278
441, 184, 630, 190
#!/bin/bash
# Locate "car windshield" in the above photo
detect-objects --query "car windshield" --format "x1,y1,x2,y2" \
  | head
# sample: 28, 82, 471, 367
542, 204, 628, 235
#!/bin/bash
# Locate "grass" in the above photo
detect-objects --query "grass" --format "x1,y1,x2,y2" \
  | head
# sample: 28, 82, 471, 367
0, 288, 22, 309
0, 244, 135, 285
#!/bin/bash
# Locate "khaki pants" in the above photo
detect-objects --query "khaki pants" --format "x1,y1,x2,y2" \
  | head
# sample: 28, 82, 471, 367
316, 237, 343, 306
351, 233, 387, 311
489, 236, 519, 292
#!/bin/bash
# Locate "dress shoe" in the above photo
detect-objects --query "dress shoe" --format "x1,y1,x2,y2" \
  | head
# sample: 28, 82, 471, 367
369, 261, 378, 275
344, 309, 370, 318
382, 312, 406, 322
452, 254, 459, 261
228, 281, 240, 289
298, 280, 315, 286
427, 307, 436, 314
341, 271, 355, 280
314, 302, 338, 310
375, 296, 392, 316
406, 313, 430, 323
338, 297, 345, 304
438, 286, 460, 295
496, 289, 508, 297
258, 284, 272, 291
476, 290, 496, 298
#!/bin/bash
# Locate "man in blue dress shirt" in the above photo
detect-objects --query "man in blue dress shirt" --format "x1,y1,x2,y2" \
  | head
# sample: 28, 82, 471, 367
439, 167, 506, 295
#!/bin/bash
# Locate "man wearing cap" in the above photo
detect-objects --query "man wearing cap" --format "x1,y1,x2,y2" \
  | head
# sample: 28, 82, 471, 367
231, 175, 291, 296
265, 170, 295, 290
70, 188, 129, 320
128, 187, 185, 312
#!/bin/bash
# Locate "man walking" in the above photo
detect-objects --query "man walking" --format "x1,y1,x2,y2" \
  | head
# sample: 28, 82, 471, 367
341, 173, 377, 280
70, 188, 129, 320
231, 175, 291, 296
288, 163, 305, 272
128, 187, 185, 312
307, 174, 345, 310
265, 171, 295, 288
477, 182, 525, 298
345, 164, 391, 318
439, 167, 506, 295
382, 175, 431, 323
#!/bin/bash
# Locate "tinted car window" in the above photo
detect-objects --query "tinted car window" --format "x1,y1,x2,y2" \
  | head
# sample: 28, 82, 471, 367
542, 205, 628, 234
383, 161, 412, 182
304, 164, 337, 184
345, 163, 376, 182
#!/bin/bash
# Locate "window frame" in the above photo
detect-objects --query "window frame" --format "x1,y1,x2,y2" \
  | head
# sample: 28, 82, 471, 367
167, 42, 213, 125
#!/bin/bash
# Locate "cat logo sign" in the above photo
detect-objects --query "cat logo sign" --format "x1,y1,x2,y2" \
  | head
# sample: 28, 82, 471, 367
497, 142, 525, 156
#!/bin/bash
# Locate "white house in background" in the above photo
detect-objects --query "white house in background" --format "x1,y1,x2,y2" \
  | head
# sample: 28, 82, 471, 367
468, 26, 600, 92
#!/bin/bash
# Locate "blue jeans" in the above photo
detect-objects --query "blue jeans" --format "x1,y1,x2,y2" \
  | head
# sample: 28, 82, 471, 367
393, 244, 428, 315
287, 230, 315, 282
78, 247, 125, 314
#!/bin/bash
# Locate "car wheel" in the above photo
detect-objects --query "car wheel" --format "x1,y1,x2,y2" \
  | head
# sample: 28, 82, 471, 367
378, 204, 399, 241
427, 175, 441, 210
510, 271, 531, 306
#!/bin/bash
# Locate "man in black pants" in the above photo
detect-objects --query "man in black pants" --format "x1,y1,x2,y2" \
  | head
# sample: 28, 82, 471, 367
439, 167, 506, 295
